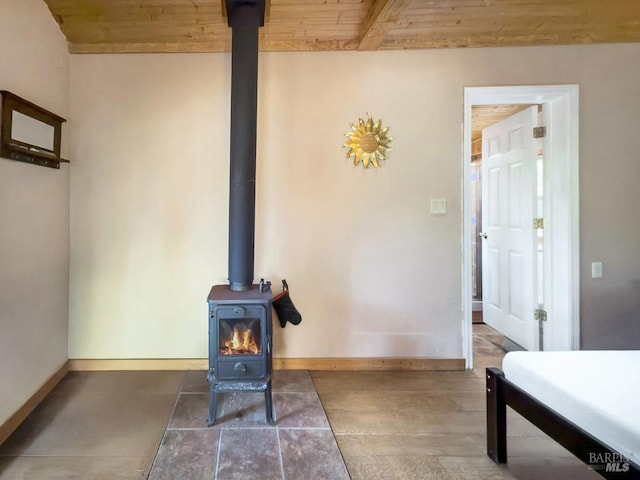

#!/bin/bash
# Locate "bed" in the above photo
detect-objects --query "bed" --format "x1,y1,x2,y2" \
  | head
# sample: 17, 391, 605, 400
486, 351, 640, 478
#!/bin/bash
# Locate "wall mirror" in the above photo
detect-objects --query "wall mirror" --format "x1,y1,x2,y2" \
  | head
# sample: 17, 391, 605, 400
0, 91, 66, 169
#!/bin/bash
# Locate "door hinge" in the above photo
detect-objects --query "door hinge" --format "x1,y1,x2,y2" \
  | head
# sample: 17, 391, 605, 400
533, 217, 544, 229
533, 126, 547, 138
534, 309, 547, 321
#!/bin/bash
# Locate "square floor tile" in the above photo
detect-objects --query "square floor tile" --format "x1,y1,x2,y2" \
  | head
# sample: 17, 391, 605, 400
273, 392, 329, 428
272, 371, 315, 392
148, 429, 218, 480
216, 428, 281, 480
279, 428, 349, 480
217, 392, 275, 427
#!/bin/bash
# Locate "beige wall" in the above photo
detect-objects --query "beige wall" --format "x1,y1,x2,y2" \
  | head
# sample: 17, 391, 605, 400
579, 55, 640, 349
0, 0, 70, 425
69, 43, 640, 360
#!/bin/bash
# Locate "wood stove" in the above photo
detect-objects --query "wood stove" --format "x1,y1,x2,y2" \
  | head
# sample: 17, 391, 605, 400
207, 283, 274, 426
207, 0, 273, 426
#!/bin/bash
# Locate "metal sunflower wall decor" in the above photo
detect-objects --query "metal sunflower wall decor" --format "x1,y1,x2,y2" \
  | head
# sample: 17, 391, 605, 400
343, 116, 393, 169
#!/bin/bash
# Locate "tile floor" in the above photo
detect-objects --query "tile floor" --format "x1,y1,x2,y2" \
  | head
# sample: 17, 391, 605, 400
317, 324, 601, 480
0, 370, 183, 479
0, 325, 603, 479
147, 370, 349, 480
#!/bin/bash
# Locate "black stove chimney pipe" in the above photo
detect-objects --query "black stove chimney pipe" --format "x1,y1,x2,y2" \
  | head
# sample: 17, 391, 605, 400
226, 0, 265, 292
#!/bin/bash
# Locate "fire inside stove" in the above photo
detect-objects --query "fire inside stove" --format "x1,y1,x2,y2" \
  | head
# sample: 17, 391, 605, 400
219, 318, 262, 355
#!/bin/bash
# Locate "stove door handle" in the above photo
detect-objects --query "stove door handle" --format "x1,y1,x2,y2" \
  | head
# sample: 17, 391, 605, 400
234, 362, 247, 374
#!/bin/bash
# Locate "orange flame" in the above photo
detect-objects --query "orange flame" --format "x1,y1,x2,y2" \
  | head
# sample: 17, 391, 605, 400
220, 326, 260, 355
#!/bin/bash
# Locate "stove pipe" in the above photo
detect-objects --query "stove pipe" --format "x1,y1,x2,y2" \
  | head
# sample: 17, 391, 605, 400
226, 0, 265, 292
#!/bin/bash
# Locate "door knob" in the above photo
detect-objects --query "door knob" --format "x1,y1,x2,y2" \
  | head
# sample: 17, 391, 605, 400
479, 232, 488, 239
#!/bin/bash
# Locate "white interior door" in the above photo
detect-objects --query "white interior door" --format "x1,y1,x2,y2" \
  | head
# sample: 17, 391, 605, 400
481, 106, 538, 351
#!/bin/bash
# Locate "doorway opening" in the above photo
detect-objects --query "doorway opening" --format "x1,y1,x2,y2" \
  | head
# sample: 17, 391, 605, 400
470, 104, 537, 321
462, 86, 580, 369
471, 104, 542, 351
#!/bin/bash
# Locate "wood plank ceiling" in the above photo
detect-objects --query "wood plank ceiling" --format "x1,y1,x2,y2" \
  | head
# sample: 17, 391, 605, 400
44, 0, 640, 54
41, 0, 640, 139
472, 104, 532, 142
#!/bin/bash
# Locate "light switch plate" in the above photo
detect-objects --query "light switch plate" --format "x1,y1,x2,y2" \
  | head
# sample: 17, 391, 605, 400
591, 262, 603, 278
430, 198, 447, 215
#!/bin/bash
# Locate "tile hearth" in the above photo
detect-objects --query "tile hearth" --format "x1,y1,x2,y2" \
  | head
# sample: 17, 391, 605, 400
148, 370, 349, 480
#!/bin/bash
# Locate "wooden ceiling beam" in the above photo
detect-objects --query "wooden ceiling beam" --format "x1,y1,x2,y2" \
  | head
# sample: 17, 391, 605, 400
358, 0, 412, 51
69, 41, 229, 54
68, 37, 360, 54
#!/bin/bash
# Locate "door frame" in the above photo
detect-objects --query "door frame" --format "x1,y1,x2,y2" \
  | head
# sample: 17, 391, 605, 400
462, 85, 580, 369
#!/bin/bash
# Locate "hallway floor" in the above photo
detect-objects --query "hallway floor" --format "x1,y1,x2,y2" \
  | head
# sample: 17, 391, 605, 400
0, 325, 601, 479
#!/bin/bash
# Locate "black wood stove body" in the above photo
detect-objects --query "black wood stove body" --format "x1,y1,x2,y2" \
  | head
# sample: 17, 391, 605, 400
207, 0, 272, 426
207, 283, 274, 426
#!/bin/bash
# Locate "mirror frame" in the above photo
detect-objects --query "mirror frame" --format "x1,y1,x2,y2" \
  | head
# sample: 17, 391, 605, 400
0, 90, 66, 169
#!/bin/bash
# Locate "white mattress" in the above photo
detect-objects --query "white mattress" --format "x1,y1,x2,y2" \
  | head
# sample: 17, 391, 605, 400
502, 350, 640, 466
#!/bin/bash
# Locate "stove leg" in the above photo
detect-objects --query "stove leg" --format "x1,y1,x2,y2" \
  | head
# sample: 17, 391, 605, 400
208, 392, 218, 427
265, 381, 275, 425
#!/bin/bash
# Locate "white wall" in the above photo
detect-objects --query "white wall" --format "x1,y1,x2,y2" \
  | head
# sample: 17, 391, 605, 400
0, 0, 69, 425
69, 43, 640, 360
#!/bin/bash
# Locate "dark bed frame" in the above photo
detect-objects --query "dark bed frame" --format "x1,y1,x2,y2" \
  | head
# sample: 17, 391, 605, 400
486, 367, 640, 479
